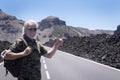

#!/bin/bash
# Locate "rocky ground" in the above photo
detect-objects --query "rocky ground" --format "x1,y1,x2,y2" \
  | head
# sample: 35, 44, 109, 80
44, 33, 120, 70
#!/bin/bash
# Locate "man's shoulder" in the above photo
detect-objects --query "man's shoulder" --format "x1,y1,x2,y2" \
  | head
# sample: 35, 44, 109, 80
14, 37, 24, 43
12, 37, 27, 47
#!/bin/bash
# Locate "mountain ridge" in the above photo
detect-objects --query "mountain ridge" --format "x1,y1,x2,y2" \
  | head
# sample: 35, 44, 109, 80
0, 9, 114, 43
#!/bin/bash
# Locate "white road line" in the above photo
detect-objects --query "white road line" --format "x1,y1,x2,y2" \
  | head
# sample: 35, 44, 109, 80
46, 71, 51, 80
42, 57, 46, 64
42, 57, 51, 80
44, 64, 47, 70
60, 50, 120, 72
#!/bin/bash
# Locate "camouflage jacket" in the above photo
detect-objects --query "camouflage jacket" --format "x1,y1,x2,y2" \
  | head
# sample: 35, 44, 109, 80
10, 35, 47, 80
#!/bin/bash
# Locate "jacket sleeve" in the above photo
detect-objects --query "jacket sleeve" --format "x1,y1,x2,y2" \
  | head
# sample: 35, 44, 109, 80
40, 45, 47, 55
10, 39, 26, 53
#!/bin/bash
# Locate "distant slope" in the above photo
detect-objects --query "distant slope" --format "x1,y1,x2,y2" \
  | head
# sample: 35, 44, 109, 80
0, 9, 114, 44
0, 9, 23, 42
37, 16, 113, 43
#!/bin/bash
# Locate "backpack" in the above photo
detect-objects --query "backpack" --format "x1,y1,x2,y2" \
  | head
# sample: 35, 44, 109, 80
3, 37, 28, 77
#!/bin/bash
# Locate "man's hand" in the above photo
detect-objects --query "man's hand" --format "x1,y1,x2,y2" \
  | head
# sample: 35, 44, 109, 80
55, 37, 63, 47
43, 38, 63, 58
1, 49, 10, 59
23, 46, 32, 56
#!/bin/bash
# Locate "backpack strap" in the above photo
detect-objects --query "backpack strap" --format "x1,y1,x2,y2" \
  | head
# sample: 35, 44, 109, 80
5, 68, 8, 76
19, 37, 28, 47
36, 41, 40, 53
0, 50, 6, 61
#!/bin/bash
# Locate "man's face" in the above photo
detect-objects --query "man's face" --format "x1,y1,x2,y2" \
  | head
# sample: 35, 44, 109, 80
25, 24, 37, 39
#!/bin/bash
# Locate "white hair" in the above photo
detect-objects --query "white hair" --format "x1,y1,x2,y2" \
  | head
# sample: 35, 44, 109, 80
22, 20, 39, 35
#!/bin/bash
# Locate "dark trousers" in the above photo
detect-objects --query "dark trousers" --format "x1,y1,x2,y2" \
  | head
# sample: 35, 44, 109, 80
18, 77, 30, 80
18, 77, 41, 80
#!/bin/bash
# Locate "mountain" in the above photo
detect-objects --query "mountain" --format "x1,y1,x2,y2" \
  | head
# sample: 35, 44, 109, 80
36, 16, 113, 43
0, 9, 24, 42
39, 16, 66, 30
0, 9, 114, 44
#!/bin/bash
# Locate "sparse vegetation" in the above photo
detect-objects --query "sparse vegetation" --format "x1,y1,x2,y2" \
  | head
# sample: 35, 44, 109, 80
52, 25, 81, 37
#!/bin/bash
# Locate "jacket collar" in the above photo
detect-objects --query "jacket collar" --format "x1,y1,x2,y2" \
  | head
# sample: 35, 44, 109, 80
23, 34, 36, 43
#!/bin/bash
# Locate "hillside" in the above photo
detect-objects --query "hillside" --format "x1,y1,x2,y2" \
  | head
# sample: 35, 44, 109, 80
0, 9, 113, 44
0, 9, 23, 42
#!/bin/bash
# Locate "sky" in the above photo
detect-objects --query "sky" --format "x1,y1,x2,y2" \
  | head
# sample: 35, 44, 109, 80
0, 0, 120, 30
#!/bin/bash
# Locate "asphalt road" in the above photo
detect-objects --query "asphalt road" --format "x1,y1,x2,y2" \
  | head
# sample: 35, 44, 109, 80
0, 62, 17, 80
41, 48, 120, 80
0, 47, 120, 80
